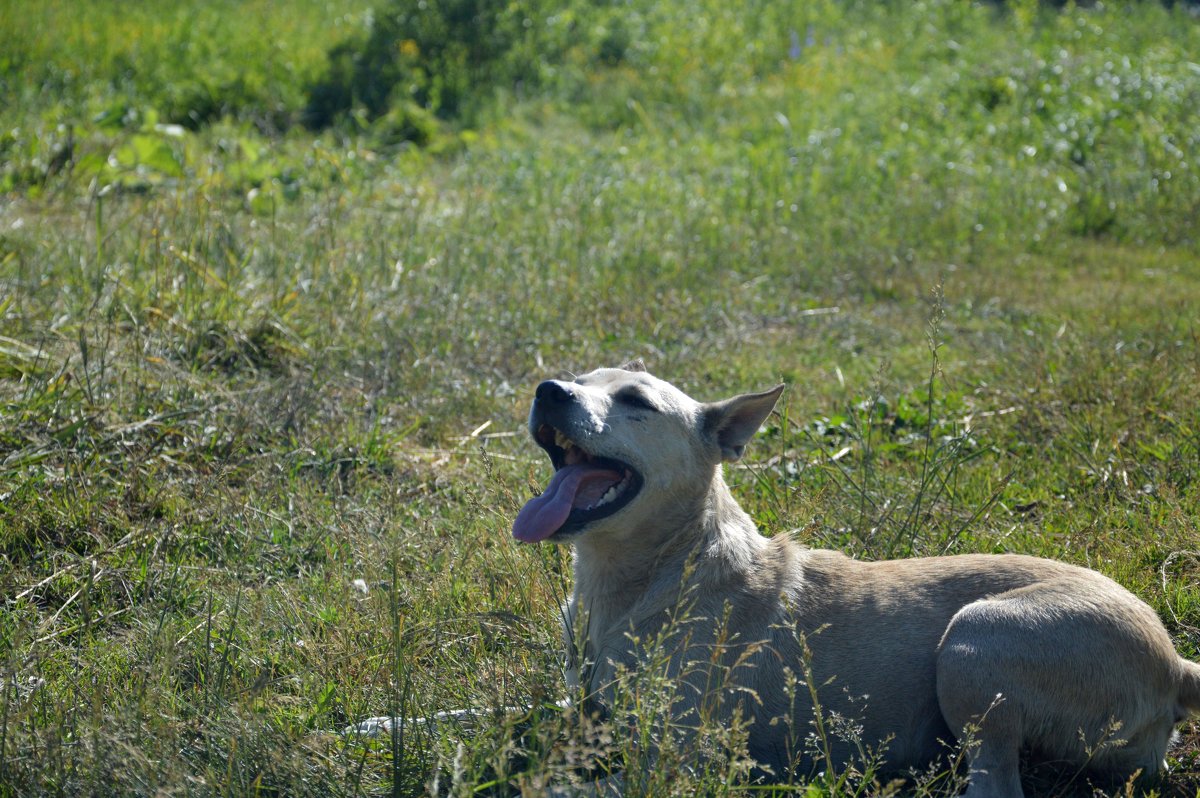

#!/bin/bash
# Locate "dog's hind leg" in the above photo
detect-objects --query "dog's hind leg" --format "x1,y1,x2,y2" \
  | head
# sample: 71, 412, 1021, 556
931, 604, 1027, 796
934, 579, 1183, 798
934, 648, 1025, 798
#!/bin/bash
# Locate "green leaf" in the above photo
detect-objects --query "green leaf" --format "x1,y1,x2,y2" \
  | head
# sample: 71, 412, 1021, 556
130, 133, 184, 176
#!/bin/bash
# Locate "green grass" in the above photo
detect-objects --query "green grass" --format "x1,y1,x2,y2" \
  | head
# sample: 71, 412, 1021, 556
1, 0, 1199, 795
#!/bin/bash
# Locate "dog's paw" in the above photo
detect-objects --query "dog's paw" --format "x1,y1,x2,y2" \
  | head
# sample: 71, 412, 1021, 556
342, 716, 395, 737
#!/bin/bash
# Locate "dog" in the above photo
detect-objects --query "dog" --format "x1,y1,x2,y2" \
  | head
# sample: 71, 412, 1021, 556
513, 361, 1200, 798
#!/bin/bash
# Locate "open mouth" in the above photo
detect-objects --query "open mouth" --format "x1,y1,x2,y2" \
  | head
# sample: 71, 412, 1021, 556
512, 424, 642, 543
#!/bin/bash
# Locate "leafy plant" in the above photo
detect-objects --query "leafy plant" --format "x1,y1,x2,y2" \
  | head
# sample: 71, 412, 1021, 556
304, 0, 617, 132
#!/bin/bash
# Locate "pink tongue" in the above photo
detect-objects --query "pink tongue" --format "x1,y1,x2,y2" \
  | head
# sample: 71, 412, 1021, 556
512, 464, 622, 543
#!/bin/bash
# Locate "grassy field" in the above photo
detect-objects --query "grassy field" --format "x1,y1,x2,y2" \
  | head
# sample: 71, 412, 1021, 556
1, 0, 1199, 795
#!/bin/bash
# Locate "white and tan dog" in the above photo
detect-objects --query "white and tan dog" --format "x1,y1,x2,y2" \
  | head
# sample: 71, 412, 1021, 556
513, 361, 1200, 798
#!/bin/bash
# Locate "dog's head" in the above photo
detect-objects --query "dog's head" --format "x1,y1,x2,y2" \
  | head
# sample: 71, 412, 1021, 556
513, 360, 784, 544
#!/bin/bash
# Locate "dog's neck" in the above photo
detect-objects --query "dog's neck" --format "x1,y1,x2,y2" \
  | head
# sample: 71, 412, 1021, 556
570, 466, 766, 645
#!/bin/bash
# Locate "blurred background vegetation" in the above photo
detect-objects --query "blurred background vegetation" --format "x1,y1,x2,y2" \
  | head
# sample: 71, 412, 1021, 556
2, 0, 1198, 249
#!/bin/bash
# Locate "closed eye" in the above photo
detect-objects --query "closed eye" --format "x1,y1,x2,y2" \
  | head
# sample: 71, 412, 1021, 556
616, 391, 656, 412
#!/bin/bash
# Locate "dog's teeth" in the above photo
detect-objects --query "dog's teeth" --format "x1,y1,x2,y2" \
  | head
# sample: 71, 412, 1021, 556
591, 482, 623, 509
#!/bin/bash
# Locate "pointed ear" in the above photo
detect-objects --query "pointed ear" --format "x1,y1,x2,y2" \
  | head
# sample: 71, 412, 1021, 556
703, 384, 785, 462
621, 358, 647, 373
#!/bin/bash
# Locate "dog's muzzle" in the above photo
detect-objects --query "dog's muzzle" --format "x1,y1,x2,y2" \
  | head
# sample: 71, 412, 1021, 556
512, 383, 642, 543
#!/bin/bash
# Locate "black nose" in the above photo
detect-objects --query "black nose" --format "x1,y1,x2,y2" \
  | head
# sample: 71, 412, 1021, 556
535, 380, 573, 404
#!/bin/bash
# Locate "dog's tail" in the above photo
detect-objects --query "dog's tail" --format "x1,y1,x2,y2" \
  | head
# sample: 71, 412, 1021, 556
1179, 658, 1200, 716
